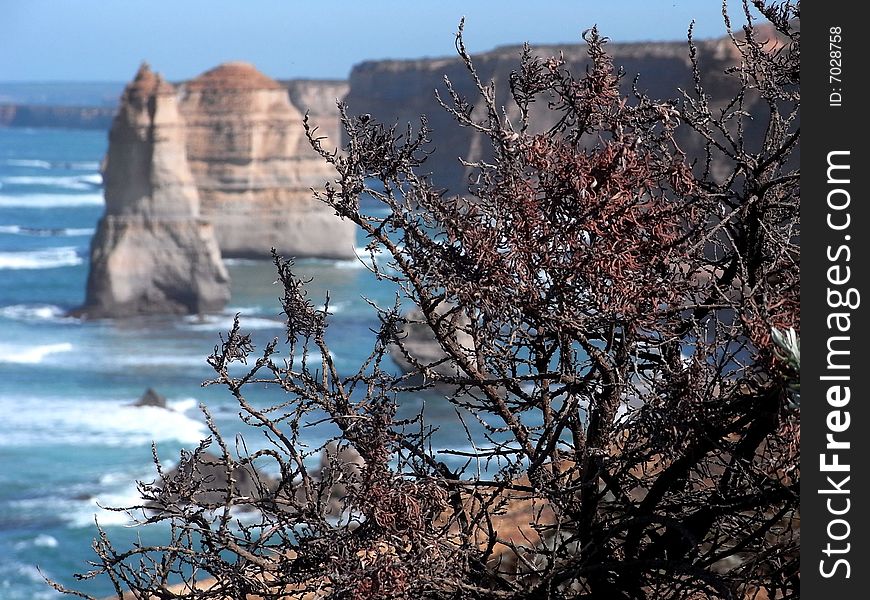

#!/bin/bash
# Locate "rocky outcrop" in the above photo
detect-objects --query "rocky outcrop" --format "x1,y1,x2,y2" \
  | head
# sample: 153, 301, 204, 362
81, 64, 354, 317
150, 451, 276, 510
389, 305, 476, 379
82, 64, 230, 318
131, 388, 169, 409
179, 63, 355, 259
148, 444, 363, 515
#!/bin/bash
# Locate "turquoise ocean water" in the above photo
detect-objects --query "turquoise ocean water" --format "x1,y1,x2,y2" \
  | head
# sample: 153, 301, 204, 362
0, 126, 471, 598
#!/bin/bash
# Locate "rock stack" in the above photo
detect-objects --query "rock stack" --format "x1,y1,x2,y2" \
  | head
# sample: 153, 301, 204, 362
81, 62, 355, 318
82, 63, 230, 318
179, 62, 355, 259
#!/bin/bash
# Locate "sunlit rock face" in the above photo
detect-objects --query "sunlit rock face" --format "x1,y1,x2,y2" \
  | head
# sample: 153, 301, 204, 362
82, 62, 357, 317
179, 62, 355, 259
83, 64, 230, 318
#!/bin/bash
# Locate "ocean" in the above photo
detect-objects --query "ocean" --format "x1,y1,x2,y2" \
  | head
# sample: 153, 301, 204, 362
0, 126, 471, 598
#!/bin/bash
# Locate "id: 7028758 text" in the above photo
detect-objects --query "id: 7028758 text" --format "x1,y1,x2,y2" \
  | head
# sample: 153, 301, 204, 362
830, 26, 843, 107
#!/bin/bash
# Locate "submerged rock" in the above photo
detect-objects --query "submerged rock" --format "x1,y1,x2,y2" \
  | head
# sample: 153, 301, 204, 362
146, 444, 366, 519
131, 388, 169, 409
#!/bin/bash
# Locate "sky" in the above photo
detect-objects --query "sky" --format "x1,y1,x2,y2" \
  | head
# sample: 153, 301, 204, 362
0, 1, 756, 82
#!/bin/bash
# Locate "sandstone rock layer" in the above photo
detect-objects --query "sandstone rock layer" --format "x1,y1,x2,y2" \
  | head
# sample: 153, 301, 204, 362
179, 62, 355, 259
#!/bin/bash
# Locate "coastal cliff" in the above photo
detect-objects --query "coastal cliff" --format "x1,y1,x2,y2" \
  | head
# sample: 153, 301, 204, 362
344, 35, 764, 192
82, 64, 230, 318
0, 104, 115, 129
284, 79, 349, 149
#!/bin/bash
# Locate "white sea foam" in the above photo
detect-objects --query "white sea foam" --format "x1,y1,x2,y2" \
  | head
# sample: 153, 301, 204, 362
0, 158, 101, 172
0, 394, 208, 448
168, 397, 199, 413
0, 224, 94, 237
7, 476, 153, 531
179, 313, 284, 332
318, 300, 347, 314
0, 246, 83, 270
0, 562, 56, 600
12, 563, 44, 583
330, 244, 400, 271
2, 158, 52, 169
333, 258, 367, 270
34, 534, 59, 548
66, 161, 101, 171
0, 342, 73, 365
1, 175, 78, 187
78, 173, 102, 184
0, 192, 104, 208
62, 227, 95, 236
0, 304, 69, 322
355, 244, 404, 257
0, 340, 216, 371
66, 484, 149, 529
0, 174, 102, 191
223, 257, 263, 266
12, 534, 59, 551
99, 471, 136, 486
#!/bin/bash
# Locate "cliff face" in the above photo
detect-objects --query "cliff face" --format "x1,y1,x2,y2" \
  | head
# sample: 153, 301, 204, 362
83, 64, 230, 318
179, 63, 355, 259
284, 79, 349, 153
0, 104, 115, 129
344, 36, 765, 193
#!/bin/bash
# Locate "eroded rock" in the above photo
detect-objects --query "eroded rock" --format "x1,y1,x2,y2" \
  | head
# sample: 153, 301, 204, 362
82, 63, 230, 318
179, 62, 356, 259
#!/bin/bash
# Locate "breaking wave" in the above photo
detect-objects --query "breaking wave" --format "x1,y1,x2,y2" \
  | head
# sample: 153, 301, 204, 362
0, 174, 102, 190
0, 341, 74, 365
0, 224, 94, 236
0, 246, 84, 269
0, 304, 70, 322
0, 193, 104, 208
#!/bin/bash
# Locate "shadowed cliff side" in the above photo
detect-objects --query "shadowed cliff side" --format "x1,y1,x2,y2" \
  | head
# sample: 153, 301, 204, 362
81, 64, 230, 318
0, 104, 115, 129
344, 33, 773, 193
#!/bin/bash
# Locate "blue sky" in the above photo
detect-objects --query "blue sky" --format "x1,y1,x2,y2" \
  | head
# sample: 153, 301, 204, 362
1, 1, 755, 82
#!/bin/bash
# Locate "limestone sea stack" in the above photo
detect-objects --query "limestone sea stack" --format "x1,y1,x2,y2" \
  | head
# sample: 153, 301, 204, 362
179, 62, 355, 259
82, 64, 230, 318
